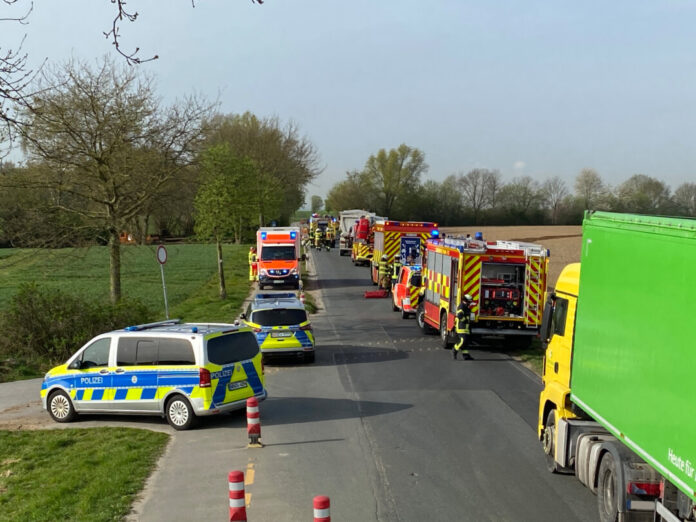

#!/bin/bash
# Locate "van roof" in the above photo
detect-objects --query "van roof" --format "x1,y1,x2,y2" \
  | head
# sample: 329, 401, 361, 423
119, 319, 249, 336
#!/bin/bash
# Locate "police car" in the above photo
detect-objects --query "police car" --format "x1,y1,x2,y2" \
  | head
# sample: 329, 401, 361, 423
40, 320, 266, 430
242, 293, 315, 363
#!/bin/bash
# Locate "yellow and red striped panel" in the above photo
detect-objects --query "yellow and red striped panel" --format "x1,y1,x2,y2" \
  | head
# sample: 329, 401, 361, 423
524, 256, 544, 325
461, 255, 482, 314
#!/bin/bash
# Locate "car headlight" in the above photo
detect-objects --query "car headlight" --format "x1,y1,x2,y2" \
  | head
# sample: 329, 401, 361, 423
259, 269, 268, 276
290, 268, 298, 275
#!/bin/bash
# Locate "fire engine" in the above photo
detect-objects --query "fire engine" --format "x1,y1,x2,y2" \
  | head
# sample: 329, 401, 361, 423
350, 214, 386, 266
417, 236, 548, 347
369, 221, 439, 284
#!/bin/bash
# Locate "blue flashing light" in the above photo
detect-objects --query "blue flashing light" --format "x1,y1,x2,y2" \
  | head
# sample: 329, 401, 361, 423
431, 230, 440, 237
125, 326, 138, 331
261, 231, 267, 240
290, 231, 297, 239
191, 327, 198, 333
547, 249, 551, 257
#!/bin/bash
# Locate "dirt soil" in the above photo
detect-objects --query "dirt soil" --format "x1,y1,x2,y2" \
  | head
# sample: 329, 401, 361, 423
441, 225, 582, 288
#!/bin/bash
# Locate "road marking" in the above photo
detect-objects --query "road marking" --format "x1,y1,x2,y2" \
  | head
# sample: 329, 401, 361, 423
245, 460, 255, 507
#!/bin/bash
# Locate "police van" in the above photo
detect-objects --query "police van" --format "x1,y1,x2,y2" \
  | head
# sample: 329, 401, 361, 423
40, 320, 266, 430
242, 293, 315, 363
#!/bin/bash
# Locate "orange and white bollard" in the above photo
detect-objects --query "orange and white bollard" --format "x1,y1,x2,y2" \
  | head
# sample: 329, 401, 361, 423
228, 471, 246, 521
246, 397, 262, 447
313, 495, 330, 522
299, 292, 306, 304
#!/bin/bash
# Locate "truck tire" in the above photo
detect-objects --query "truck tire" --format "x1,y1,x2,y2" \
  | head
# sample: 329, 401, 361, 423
392, 299, 399, 312
417, 305, 432, 334
597, 453, 619, 522
440, 312, 452, 349
542, 409, 561, 473
401, 304, 409, 319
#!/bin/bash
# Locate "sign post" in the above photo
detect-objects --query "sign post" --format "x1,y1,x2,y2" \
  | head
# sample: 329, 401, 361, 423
157, 245, 169, 319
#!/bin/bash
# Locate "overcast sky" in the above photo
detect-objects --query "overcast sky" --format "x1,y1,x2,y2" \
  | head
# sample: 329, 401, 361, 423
4, 0, 696, 201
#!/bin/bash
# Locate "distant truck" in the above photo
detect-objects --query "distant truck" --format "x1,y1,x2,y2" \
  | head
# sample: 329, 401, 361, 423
370, 220, 438, 284
418, 235, 548, 347
539, 211, 696, 522
338, 209, 369, 256
256, 227, 301, 289
351, 214, 387, 266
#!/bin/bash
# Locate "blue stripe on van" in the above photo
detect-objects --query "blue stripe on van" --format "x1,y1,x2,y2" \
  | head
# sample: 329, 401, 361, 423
241, 361, 263, 394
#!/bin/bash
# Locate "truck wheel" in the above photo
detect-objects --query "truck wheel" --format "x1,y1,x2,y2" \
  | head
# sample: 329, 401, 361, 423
401, 304, 409, 319
597, 453, 619, 522
542, 409, 561, 473
48, 390, 77, 423
392, 299, 399, 312
440, 313, 452, 349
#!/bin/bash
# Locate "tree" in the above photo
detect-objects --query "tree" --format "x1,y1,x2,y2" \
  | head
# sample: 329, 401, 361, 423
310, 195, 323, 213
496, 176, 544, 224
574, 168, 604, 210
457, 168, 501, 224
195, 146, 258, 299
363, 144, 427, 217
616, 174, 672, 215
16, 56, 211, 303
674, 183, 696, 217
541, 176, 569, 225
204, 113, 321, 226
324, 170, 376, 213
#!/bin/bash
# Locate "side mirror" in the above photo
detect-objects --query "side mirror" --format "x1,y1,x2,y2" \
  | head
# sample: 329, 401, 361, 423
301, 254, 307, 261
239, 313, 247, 320
68, 359, 82, 370
541, 294, 556, 344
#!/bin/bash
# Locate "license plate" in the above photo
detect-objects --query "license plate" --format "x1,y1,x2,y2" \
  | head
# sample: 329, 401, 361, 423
273, 280, 284, 284
228, 381, 248, 391
271, 331, 293, 338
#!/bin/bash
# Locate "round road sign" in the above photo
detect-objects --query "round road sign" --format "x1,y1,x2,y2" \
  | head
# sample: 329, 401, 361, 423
157, 245, 168, 265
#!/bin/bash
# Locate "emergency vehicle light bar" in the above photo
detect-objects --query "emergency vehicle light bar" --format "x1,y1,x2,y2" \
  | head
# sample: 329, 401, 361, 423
254, 293, 297, 300
261, 231, 267, 240
125, 319, 182, 331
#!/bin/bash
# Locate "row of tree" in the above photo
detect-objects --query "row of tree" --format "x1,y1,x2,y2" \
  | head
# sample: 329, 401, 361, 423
324, 146, 696, 226
0, 57, 320, 303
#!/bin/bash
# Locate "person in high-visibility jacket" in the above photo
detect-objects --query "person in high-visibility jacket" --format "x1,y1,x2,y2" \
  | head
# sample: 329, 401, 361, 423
391, 258, 402, 288
248, 247, 258, 282
453, 294, 474, 360
314, 227, 323, 249
378, 255, 390, 291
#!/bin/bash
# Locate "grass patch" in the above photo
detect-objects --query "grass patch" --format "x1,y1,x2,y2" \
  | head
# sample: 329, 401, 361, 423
0, 428, 169, 521
0, 243, 253, 382
508, 338, 544, 375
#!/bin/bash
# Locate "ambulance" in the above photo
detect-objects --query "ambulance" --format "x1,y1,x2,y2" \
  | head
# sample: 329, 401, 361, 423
257, 227, 302, 289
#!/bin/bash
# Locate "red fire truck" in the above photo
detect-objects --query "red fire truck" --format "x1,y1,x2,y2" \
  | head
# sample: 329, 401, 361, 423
369, 221, 439, 284
417, 236, 548, 347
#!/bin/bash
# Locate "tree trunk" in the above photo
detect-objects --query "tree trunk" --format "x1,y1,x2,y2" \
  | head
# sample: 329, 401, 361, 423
109, 231, 121, 304
216, 239, 227, 300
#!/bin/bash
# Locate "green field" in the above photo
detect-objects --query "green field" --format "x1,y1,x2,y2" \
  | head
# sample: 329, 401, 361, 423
0, 428, 169, 522
0, 243, 251, 322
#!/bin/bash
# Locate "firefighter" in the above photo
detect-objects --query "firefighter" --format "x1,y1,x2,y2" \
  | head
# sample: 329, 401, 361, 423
326, 225, 334, 248
453, 294, 474, 360
378, 254, 390, 291
248, 247, 258, 282
314, 227, 322, 249
391, 256, 402, 288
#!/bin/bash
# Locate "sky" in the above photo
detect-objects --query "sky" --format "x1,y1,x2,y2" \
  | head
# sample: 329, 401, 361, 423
4, 0, 696, 201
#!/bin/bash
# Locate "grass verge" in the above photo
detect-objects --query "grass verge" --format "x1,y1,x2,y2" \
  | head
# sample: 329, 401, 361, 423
508, 338, 544, 375
0, 428, 169, 521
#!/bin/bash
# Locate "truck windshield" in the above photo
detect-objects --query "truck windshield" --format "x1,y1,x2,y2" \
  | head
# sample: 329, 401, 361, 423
251, 309, 308, 326
260, 246, 296, 261
410, 274, 422, 287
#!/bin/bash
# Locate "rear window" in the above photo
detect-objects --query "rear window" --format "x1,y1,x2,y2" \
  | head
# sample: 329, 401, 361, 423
260, 246, 296, 261
410, 273, 422, 287
206, 331, 259, 365
251, 308, 308, 326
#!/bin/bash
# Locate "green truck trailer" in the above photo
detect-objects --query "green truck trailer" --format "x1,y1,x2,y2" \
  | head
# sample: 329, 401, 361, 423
538, 211, 696, 522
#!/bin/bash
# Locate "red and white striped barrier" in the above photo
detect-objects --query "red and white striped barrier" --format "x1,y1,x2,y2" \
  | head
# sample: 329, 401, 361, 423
300, 292, 306, 304
313, 495, 330, 522
246, 397, 261, 446
228, 470, 246, 521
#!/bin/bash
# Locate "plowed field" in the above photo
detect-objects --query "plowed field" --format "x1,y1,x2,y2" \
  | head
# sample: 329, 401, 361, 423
440, 225, 582, 288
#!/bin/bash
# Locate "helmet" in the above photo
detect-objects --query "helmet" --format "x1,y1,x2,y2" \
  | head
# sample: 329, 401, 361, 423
250, 246, 256, 252
464, 294, 473, 301
474, 232, 483, 240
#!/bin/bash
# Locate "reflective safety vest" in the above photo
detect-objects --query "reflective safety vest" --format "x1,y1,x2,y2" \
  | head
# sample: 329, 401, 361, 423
455, 303, 471, 335
249, 251, 257, 264
391, 261, 402, 281
378, 259, 389, 277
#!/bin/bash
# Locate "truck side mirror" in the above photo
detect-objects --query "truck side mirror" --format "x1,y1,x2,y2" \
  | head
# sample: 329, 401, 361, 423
68, 359, 82, 370
541, 294, 556, 344
301, 254, 307, 261
239, 313, 247, 320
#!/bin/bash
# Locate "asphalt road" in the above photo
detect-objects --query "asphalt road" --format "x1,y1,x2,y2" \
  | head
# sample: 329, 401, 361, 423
0, 247, 599, 521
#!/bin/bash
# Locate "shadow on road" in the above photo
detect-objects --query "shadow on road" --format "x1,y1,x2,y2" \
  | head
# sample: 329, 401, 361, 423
261, 396, 412, 426
315, 277, 369, 290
